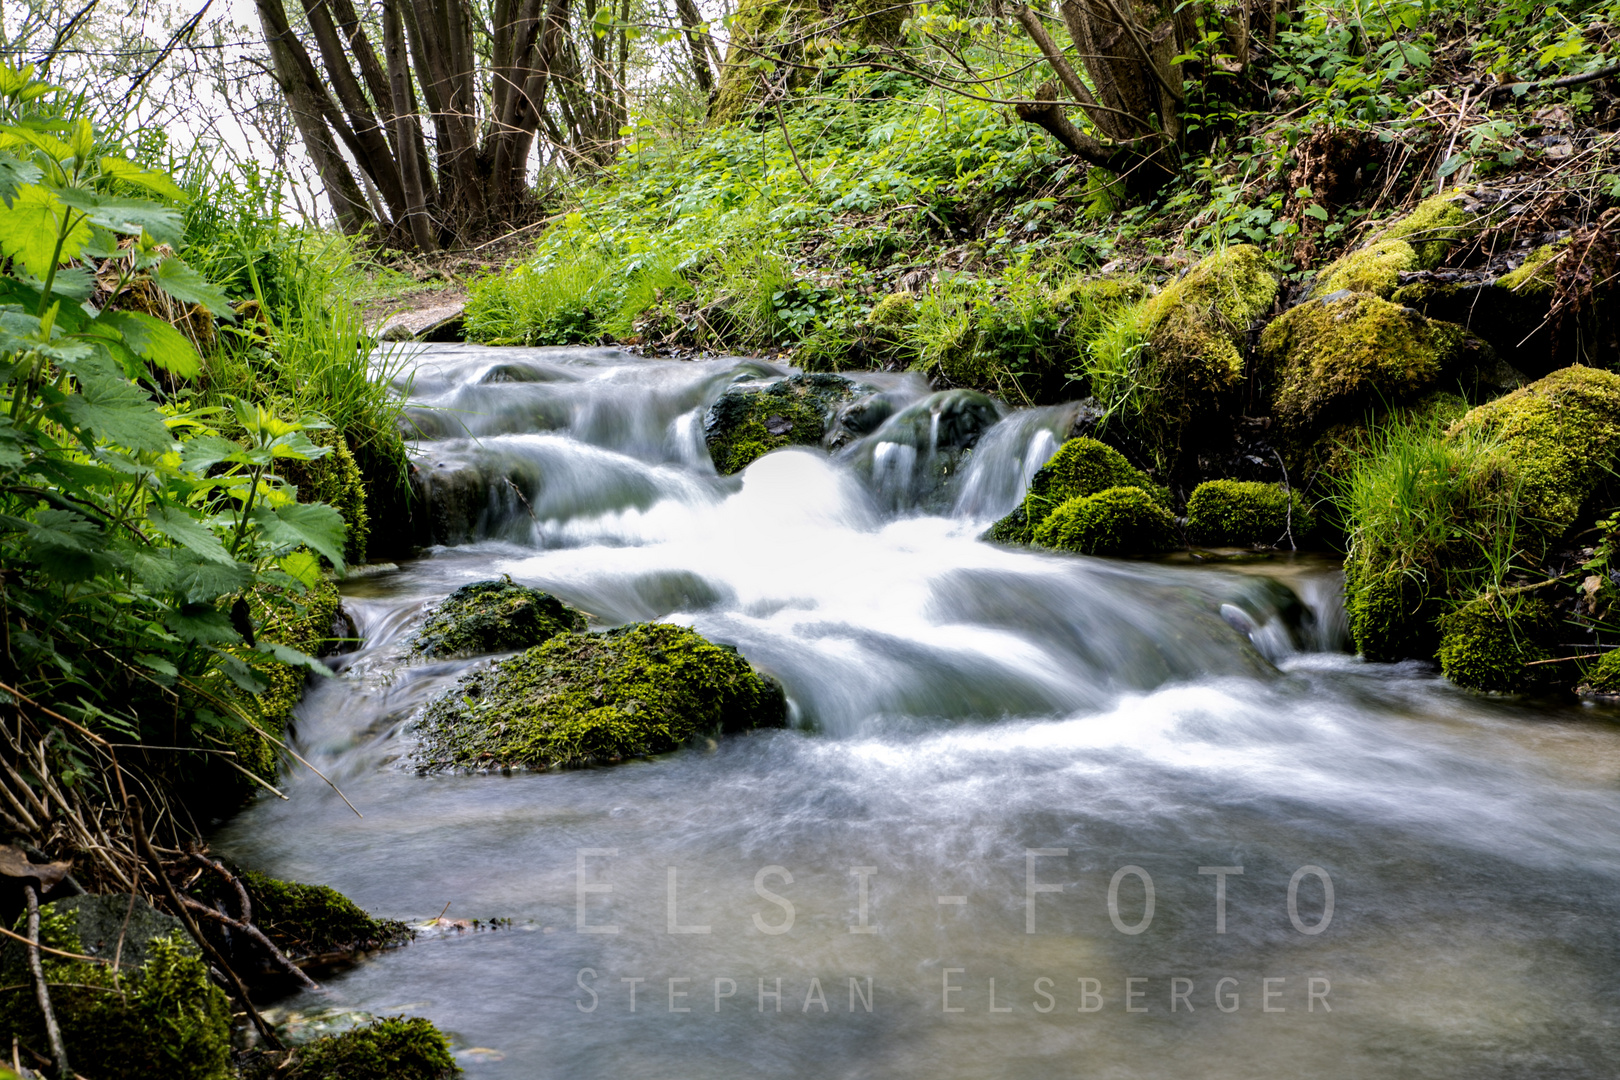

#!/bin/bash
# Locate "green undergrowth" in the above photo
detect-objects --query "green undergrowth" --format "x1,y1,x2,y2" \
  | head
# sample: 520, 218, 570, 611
413, 623, 788, 771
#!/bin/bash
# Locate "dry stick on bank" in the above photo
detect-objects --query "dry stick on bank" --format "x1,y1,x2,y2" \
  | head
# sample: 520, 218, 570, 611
23, 883, 70, 1080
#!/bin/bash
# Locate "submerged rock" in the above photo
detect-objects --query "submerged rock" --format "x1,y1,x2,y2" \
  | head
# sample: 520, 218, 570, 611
413, 623, 788, 772
411, 577, 587, 658
237, 871, 412, 961
705, 373, 877, 474
1031, 486, 1179, 556
1185, 480, 1314, 547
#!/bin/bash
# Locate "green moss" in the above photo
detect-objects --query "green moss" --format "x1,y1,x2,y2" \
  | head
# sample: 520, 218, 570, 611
242, 871, 411, 959
1343, 557, 1441, 662
1106, 245, 1277, 471
982, 502, 1030, 545
868, 292, 917, 328
280, 429, 369, 565
411, 576, 587, 658
1379, 191, 1477, 269
1583, 647, 1620, 692
287, 1017, 460, 1080
0, 931, 231, 1080
1030, 485, 1180, 556
1259, 292, 1477, 433
1448, 365, 1620, 533
1314, 238, 1419, 298
710, 0, 821, 121
705, 374, 855, 474
1436, 595, 1555, 692
1186, 480, 1314, 546
414, 622, 788, 771
988, 436, 1166, 544
1497, 241, 1568, 298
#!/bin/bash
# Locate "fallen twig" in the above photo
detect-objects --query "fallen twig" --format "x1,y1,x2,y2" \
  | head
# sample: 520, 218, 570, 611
23, 883, 70, 1080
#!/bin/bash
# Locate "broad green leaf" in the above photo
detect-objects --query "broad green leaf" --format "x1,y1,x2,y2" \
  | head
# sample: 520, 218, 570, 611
165, 548, 252, 604
268, 430, 325, 460
0, 184, 91, 277
280, 549, 324, 589
162, 603, 239, 644
98, 310, 201, 378
6, 507, 121, 582
68, 118, 93, 162
99, 157, 185, 201
211, 648, 267, 693
58, 354, 174, 453
56, 187, 182, 246
180, 434, 248, 473
0, 124, 75, 163
0, 415, 27, 469
152, 256, 233, 317
41, 265, 93, 300
0, 149, 41, 203
148, 503, 235, 564
249, 501, 347, 572
255, 640, 333, 677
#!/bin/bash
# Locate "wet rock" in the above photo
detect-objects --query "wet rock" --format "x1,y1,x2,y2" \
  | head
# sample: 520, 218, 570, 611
1436, 595, 1557, 693
1, 894, 183, 976
704, 372, 880, 473
234, 871, 412, 961
986, 436, 1166, 546
410, 577, 587, 658
413, 623, 787, 772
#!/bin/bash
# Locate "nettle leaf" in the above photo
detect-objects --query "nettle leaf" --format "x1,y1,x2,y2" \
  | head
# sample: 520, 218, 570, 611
152, 256, 233, 318
279, 549, 323, 589
165, 548, 253, 604
268, 429, 325, 460
44, 265, 94, 300
211, 648, 267, 694
6, 507, 121, 582
56, 187, 183, 246
0, 184, 92, 277
59, 354, 174, 453
97, 310, 201, 378
0, 150, 41, 203
0, 415, 28, 469
162, 602, 239, 645
254, 640, 333, 677
98, 157, 185, 201
250, 501, 347, 571
180, 433, 249, 474
0, 124, 74, 163
148, 503, 234, 564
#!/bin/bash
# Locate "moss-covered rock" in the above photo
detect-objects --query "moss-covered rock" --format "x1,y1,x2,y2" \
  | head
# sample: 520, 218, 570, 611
413, 622, 788, 772
1496, 241, 1567, 297
704, 373, 861, 474
0, 912, 231, 1080
1582, 647, 1620, 693
1258, 291, 1494, 434
1101, 246, 1277, 472
1436, 595, 1556, 692
1447, 365, 1620, 533
287, 1016, 460, 1080
868, 292, 917, 328
279, 429, 369, 565
1030, 486, 1180, 556
987, 436, 1162, 544
1312, 192, 1484, 299
411, 577, 587, 658
241, 871, 412, 960
1186, 480, 1314, 546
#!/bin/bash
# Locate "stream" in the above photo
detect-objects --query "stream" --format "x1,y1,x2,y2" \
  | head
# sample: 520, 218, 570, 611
217, 344, 1620, 1078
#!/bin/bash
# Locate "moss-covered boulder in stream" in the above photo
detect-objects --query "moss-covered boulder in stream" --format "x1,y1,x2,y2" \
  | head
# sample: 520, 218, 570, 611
239, 871, 412, 959
705, 373, 871, 474
985, 436, 1166, 545
0, 899, 231, 1080
1186, 480, 1314, 547
285, 1016, 460, 1080
410, 577, 587, 658
1096, 245, 1277, 472
413, 623, 788, 771
1031, 486, 1179, 556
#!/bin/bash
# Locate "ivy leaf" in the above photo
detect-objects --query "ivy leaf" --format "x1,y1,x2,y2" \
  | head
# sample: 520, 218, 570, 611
249, 501, 347, 572
152, 256, 233, 318
0, 184, 91, 277
97, 310, 201, 378
98, 156, 185, 201
58, 355, 174, 453
148, 503, 234, 564
55, 187, 183, 246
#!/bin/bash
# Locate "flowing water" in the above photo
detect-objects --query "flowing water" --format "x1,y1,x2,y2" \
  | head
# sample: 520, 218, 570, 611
219, 345, 1620, 1079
